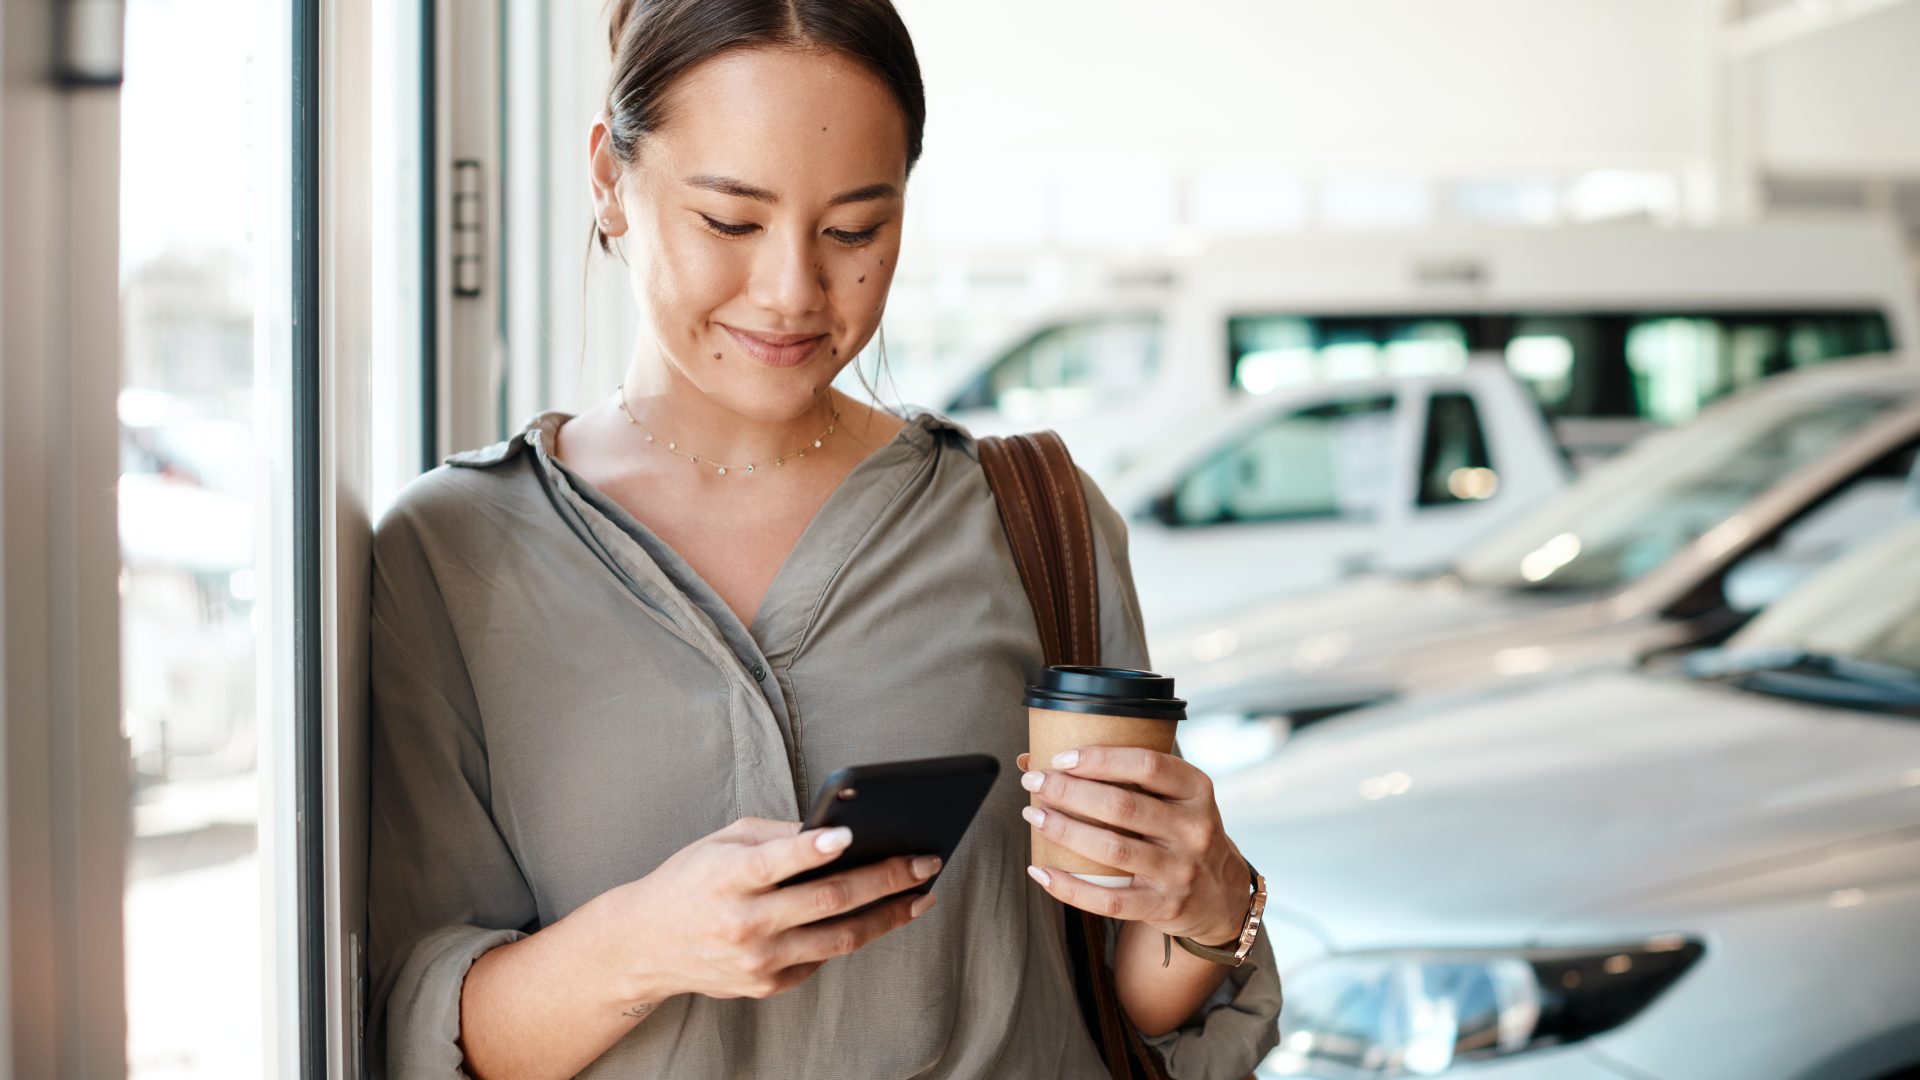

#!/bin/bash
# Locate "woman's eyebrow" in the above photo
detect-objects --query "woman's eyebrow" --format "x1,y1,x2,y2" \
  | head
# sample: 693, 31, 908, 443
826, 183, 899, 207
681, 174, 899, 207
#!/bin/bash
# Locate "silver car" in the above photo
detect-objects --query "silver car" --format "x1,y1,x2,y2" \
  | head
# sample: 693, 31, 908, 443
1158, 359, 1920, 728
1221, 519, 1920, 1080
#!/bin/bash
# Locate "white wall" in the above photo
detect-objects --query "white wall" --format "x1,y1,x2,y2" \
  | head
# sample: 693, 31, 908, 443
1758, 1, 1920, 175
1, 1, 130, 1073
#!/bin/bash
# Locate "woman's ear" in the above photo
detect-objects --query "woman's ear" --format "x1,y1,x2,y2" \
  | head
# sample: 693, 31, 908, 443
589, 111, 625, 236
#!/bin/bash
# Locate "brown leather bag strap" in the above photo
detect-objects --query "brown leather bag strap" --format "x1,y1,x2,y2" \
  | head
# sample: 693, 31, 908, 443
978, 431, 1173, 1080
977, 431, 1099, 666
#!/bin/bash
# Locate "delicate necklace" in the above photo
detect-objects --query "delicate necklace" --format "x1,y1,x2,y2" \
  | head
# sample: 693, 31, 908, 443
614, 383, 839, 476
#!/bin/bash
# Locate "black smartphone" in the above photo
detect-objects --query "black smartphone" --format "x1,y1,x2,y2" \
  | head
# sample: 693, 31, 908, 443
776, 753, 1001, 909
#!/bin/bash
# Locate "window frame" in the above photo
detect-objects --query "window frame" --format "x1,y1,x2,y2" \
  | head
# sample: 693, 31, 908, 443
292, 0, 329, 1070
274, 0, 437, 1073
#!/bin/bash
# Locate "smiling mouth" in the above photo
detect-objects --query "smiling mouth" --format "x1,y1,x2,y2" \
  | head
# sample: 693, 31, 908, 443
722, 325, 828, 367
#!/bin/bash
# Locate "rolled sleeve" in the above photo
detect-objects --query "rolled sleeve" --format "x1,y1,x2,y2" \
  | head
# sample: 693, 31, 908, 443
1135, 930, 1284, 1080
382, 924, 529, 1076
367, 494, 540, 1078
1081, 467, 1286, 1079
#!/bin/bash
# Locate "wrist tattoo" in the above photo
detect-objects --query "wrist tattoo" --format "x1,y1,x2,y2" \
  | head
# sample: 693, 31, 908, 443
621, 1000, 659, 1020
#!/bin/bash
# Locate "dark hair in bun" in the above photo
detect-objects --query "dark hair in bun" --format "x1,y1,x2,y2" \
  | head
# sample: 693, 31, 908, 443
593, 0, 925, 256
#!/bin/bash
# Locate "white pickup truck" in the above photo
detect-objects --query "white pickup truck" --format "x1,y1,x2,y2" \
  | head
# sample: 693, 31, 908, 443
1098, 359, 1571, 631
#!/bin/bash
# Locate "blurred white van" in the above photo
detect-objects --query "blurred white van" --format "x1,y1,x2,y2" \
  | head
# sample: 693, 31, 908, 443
939, 220, 1919, 482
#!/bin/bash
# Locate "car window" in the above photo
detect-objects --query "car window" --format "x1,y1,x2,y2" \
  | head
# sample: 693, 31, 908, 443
1225, 309, 1892, 424
1170, 395, 1397, 526
1452, 392, 1903, 592
949, 314, 1161, 419
1416, 392, 1497, 506
1732, 519, 1920, 671
1719, 440, 1920, 613
1621, 311, 1895, 424
1228, 314, 1469, 394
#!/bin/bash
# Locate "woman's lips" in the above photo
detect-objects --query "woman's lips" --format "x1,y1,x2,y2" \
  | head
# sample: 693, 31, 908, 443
722, 325, 827, 368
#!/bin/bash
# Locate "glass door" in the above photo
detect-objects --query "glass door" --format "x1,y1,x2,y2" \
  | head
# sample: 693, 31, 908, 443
117, 0, 294, 1074
117, 0, 431, 1074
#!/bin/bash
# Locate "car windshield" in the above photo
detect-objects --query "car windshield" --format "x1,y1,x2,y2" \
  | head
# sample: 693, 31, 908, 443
1729, 521, 1920, 672
1452, 390, 1901, 592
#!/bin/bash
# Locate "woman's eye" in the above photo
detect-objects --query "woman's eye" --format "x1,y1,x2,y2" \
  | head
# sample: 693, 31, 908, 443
697, 213, 757, 238
696, 213, 879, 246
825, 226, 880, 247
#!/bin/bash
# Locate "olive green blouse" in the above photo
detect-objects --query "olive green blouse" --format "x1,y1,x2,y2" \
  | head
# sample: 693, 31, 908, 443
365, 404, 1282, 1078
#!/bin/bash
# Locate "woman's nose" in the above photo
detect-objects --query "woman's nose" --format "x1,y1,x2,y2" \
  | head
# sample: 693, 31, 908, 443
745, 227, 827, 319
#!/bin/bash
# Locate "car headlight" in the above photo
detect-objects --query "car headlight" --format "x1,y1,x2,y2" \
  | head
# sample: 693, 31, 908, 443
1258, 938, 1704, 1078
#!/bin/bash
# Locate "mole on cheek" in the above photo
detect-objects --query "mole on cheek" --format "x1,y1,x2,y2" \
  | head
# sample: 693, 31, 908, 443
713, 352, 721, 359
858, 275, 866, 284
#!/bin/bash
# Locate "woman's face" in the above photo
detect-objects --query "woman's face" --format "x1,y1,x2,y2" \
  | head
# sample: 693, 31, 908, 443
590, 47, 909, 423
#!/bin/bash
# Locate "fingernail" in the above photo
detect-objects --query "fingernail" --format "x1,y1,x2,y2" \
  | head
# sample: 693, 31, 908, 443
1020, 771, 1044, 792
911, 855, 942, 879
815, 827, 852, 853
1027, 865, 1051, 887
1052, 749, 1080, 769
910, 893, 936, 918
1021, 806, 1046, 829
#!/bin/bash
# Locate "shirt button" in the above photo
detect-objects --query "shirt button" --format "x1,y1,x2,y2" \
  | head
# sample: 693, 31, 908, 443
750, 662, 767, 681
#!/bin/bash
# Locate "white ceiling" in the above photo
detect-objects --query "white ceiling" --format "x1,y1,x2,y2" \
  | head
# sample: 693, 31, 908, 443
893, 0, 1716, 175
893, 0, 1919, 182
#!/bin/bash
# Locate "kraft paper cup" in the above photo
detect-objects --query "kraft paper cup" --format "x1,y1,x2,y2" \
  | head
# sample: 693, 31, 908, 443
1024, 666, 1185, 886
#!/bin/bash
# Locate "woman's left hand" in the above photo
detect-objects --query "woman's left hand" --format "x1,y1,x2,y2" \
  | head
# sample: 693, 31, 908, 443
1017, 747, 1250, 946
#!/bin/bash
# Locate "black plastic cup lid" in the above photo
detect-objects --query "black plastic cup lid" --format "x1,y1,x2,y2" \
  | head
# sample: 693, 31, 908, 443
1023, 665, 1186, 722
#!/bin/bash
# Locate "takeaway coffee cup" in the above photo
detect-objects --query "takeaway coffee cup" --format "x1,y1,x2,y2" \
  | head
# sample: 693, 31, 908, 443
1025, 665, 1186, 886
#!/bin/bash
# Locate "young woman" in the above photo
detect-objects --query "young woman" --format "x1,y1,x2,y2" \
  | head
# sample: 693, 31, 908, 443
366, 2, 1282, 1076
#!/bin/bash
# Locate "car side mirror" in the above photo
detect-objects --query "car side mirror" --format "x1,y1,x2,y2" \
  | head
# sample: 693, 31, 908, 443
1148, 489, 1182, 527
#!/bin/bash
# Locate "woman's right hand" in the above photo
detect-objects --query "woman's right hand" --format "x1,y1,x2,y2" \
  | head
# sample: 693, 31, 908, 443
595, 817, 940, 1007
